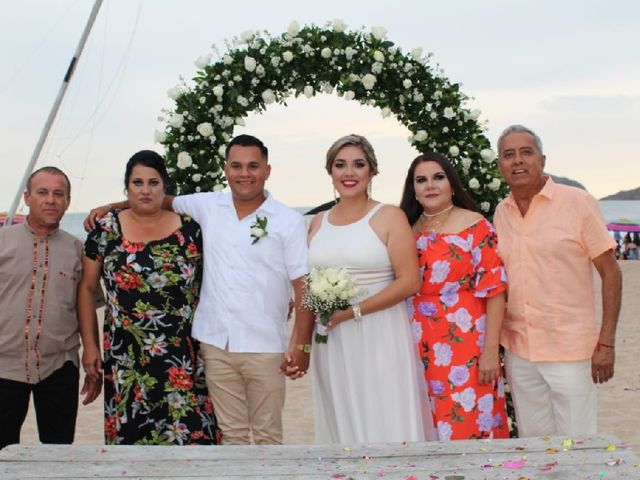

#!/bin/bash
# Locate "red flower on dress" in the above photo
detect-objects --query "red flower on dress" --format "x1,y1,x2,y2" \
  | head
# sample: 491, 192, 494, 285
105, 415, 118, 439
168, 366, 193, 390
175, 230, 185, 246
114, 271, 143, 290
122, 239, 145, 254
187, 242, 198, 256
103, 332, 111, 351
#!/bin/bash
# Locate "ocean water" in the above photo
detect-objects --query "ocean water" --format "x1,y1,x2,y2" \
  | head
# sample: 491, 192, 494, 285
59, 201, 640, 240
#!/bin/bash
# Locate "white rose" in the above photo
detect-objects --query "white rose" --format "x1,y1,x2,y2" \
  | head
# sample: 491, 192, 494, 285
321, 83, 333, 94
303, 85, 314, 98
461, 157, 472, 169
443, 107, 456, 119
223, 54, 233, 65
153, 130, 166, 144
256, 64, 265, 76
371, 26, 388, 40
236, 95, 248, 107
213, 184, 225, 192
468, 178, 480, 189
414, 130, 428, 142
480, 202, 491, 212
403, 79, 412, 89
433, 90, 443, 100
321, 47, 332, 59
192, 173, 202, 182
344, 90, 355, 101
282, 51, 294, 62
176, 152, 193, 169
361, 73, 377, 90
411, 47, 423, 61
250, 226, 266, 238
332, 19, 347, 32
480, 148, 496, 162
196, 122, 214, 137
166, 86, 182, 100
373, 50, 385, 62
195, 53, 212, 69
240, 30, 254, 43
380, 107, 391, 118
212, 85, 224, 98
169, 114, 184, 128
489, 178, 501, 191
287, 21, 300, 37
262, 89, 276, 104
469, 108, 481, 120
449, 146, 460, 157
218, 145, 227, 157
244, 56, 256, 72
235, 117, 245, 126
345, 47, 355, 60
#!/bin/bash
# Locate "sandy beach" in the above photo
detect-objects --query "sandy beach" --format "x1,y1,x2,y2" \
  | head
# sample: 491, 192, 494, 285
19, 261, 640, 452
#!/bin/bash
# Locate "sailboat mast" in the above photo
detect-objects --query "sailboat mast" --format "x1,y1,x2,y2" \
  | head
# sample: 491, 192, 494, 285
4, 0, 104, 228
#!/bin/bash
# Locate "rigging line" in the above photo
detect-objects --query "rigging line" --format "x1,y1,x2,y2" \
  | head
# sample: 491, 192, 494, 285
69, 0, 110, 203
0, 0, 82, 96
55, 0, 143, 157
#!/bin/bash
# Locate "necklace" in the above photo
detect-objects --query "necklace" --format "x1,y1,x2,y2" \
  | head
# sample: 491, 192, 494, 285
421, 203, 454, 218
420, 205, 454, 232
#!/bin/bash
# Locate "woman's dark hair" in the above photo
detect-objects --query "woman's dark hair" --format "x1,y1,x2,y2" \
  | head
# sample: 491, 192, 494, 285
124, 150, 171, 192
399, 151, 479, 226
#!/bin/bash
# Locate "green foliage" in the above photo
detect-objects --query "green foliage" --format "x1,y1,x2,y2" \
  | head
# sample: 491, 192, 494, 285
158, 22, 507, 214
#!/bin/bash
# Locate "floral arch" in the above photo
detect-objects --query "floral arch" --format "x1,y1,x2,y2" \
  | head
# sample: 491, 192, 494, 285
155, 21, 507, 213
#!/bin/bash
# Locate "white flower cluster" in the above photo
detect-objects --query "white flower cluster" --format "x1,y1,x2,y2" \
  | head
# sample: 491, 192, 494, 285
304, 266, 359, 312
158, 21, 507, 210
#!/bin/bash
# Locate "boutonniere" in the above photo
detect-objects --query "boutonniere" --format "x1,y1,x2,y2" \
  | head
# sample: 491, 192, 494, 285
250, 215, 268, 244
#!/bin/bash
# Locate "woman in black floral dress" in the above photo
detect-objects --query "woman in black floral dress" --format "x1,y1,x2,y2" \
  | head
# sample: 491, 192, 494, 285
78, 151, 219, 445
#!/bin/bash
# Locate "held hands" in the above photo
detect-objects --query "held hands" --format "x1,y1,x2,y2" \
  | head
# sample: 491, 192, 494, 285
591, 344, 615, 383
83, 204, 111, 232
478, 350, 500, 385
279, 347, 310, 380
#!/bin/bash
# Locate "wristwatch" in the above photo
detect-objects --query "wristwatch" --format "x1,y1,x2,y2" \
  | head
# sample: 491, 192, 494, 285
296, 343, 312, 353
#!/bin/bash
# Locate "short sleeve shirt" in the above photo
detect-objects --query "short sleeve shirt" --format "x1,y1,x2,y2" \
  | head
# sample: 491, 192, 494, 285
494, 178, 616, 362
173, 191, 309, 352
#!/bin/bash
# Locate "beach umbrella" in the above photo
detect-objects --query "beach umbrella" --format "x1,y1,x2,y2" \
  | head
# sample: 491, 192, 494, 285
606, 218, 640, 232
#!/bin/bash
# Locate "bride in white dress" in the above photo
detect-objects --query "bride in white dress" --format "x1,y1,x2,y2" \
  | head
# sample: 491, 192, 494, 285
308, 134, 435, 444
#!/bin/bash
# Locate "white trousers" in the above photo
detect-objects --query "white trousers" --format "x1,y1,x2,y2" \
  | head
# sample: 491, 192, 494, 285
504, 350, 597, 437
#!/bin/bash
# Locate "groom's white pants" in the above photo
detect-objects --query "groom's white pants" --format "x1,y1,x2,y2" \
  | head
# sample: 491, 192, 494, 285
504, 350, 597, 437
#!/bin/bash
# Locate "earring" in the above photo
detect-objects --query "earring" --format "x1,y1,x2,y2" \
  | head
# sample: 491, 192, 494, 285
333, 187, 339, 203
367, 182, 372, 199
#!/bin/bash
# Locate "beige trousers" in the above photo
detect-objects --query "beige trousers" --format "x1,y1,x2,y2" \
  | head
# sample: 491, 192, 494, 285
200, 343, 285, 445
504, 350, 597, 437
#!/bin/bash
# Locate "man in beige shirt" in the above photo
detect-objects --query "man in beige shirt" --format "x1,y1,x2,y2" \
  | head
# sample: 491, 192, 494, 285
0, 167, 101, 449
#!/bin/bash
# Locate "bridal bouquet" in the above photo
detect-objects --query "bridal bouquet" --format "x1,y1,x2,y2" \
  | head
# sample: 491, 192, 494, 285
303, 266, 359, 344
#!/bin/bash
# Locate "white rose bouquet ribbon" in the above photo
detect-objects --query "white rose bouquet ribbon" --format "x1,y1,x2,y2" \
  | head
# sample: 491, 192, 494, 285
303, 266, 359, 344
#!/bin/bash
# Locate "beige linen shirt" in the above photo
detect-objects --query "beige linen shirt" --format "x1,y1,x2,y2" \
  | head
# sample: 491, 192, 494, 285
0, 222, 82, 384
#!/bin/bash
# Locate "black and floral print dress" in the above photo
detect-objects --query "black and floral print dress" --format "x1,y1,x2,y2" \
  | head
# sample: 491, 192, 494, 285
84, 211, 219, 445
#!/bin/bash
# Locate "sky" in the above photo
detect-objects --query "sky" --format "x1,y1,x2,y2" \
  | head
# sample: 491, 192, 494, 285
1, 0, 638, 212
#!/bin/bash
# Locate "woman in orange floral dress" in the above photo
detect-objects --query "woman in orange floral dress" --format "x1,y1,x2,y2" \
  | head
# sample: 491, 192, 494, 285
400, 152, 509, 440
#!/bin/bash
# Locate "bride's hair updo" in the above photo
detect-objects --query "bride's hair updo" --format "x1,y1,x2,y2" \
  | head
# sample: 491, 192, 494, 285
325, 134, 379, 176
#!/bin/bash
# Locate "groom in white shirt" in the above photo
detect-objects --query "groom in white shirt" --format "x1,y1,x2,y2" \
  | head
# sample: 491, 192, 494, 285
171, 134, 312, 445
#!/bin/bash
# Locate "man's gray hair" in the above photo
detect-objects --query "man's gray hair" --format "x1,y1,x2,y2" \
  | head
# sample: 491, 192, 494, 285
497, 125, 544, 155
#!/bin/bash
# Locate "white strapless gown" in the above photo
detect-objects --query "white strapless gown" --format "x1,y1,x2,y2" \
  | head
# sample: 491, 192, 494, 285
309, 204, 434, 444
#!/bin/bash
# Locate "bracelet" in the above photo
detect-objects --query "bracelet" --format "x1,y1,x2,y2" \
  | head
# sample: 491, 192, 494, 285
352, 303, 362, 322
597, 342, 615, 350
296, 344, 312, 353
